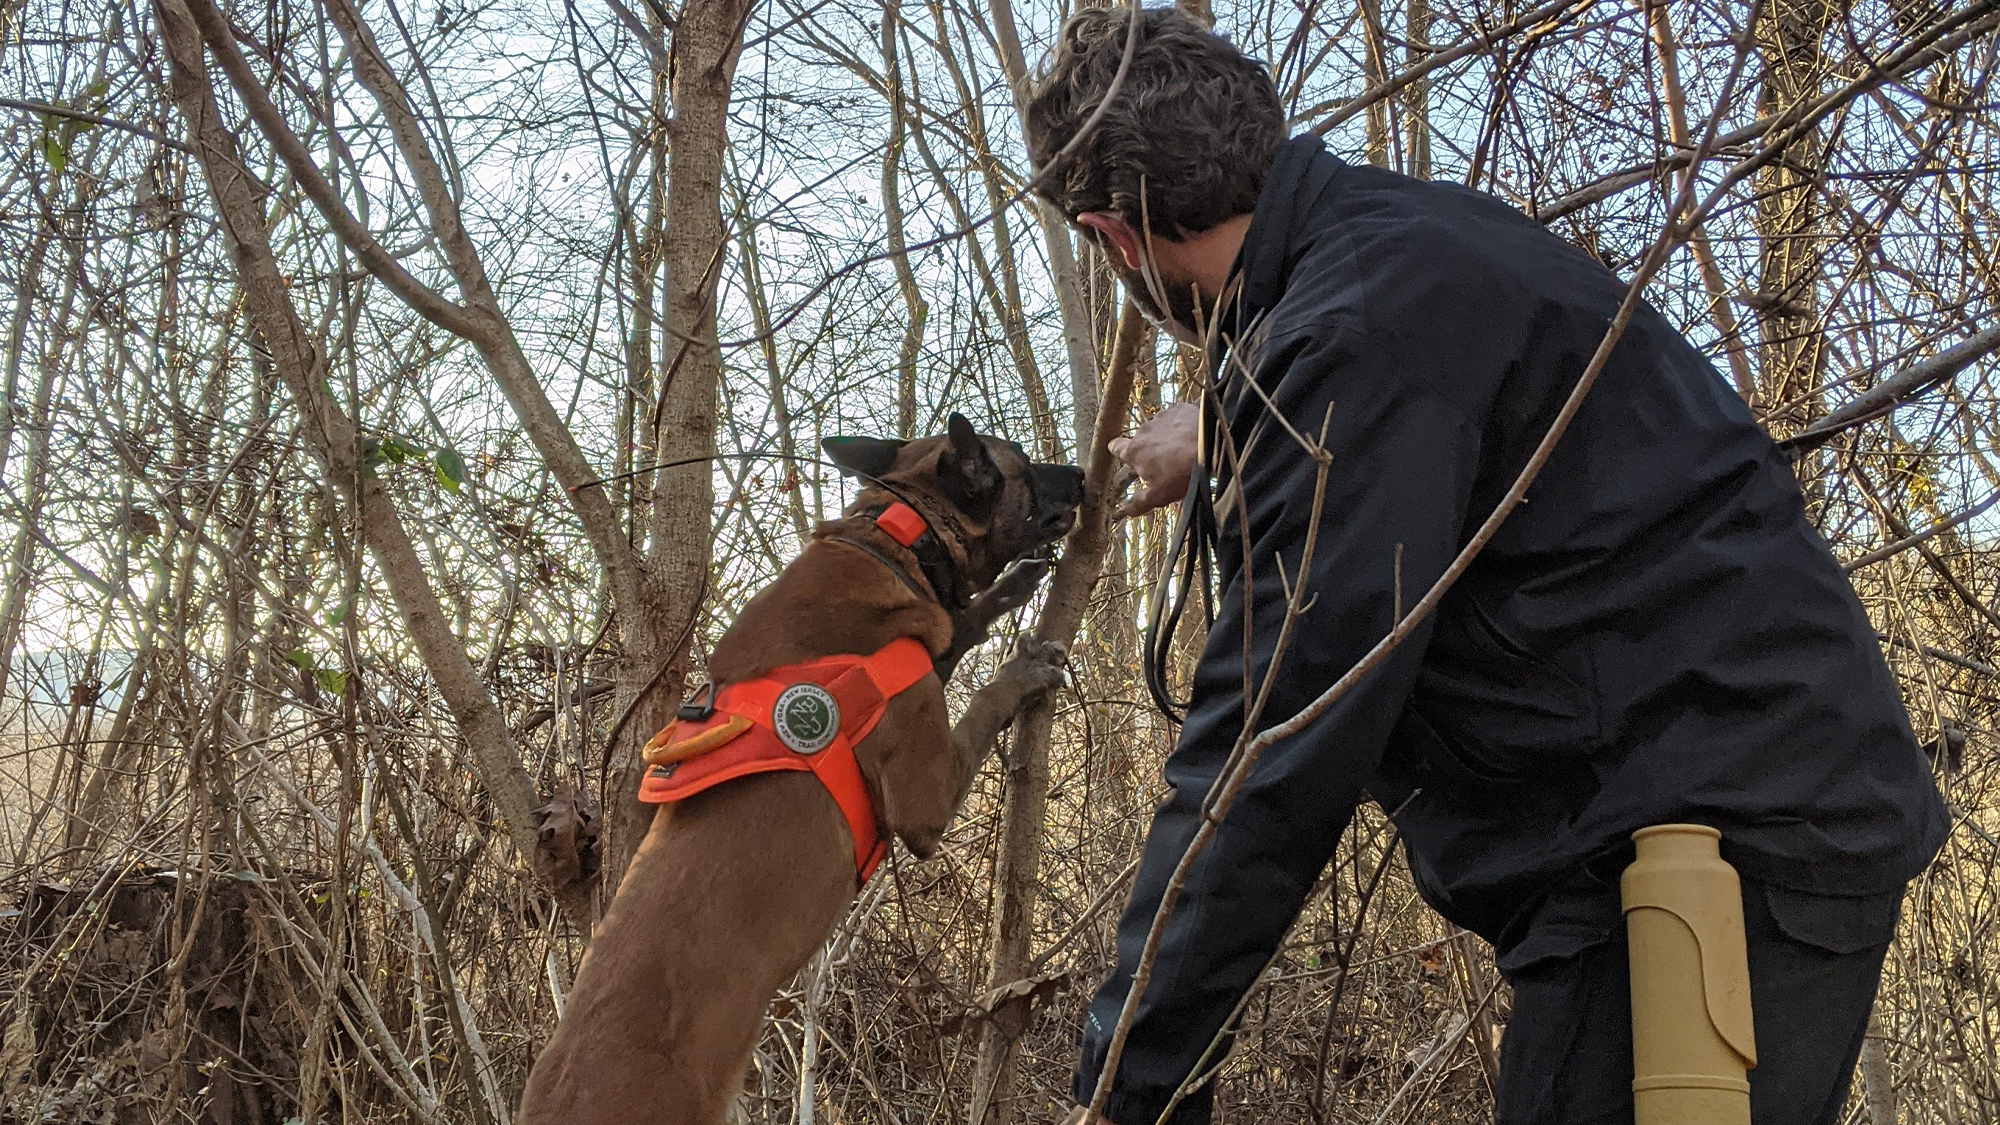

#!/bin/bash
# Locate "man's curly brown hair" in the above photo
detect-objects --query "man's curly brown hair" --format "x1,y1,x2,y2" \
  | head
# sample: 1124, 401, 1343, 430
1024, 7, 1286, 239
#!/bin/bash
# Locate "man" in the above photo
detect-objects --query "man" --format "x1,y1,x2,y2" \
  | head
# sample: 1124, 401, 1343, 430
1024, 9, 1947, 1125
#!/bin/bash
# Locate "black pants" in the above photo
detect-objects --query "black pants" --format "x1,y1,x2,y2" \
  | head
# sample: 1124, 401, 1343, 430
1495, 878, 1902, 1125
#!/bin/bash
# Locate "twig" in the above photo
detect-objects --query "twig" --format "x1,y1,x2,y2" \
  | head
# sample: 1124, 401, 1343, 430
1785, 322, 2000, 454
1306, 0, 1598, 137
0, 96, 195, 154
1843, 490, 2000, 573
1030, 856, 1141, 974
1367, 977, 1503, 1125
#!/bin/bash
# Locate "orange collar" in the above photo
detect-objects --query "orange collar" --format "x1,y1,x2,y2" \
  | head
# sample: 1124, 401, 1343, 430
858, 499, 967, 611
872, 500, 928, 547
636, 636, 935, 881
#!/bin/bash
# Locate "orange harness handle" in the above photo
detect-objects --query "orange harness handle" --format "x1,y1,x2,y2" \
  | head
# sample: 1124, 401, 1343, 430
637, 636, 935, 880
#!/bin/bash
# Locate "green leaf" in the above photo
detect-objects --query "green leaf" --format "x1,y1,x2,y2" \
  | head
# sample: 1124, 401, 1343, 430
434, 448, 465, 494
326, 598, 351, 627
41, 130, 67, 175
284, 649, 314, 672
36, 88, 103, 176
314, 668, 347, 696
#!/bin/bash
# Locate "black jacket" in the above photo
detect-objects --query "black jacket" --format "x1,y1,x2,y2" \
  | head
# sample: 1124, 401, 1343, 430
1073, 136, 1947, 1125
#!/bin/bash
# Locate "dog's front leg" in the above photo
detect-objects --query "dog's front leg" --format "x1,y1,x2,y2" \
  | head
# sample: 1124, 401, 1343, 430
936, 558, 1051, 681
949, 637, 1066, 779
879, 640, 1065, 860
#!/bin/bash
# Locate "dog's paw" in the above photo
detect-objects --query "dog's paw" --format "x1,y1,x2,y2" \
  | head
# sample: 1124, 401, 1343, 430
980, 557, 1052, 615
996, 638, 1067, 700
1013, 636, 1065, 666
899, 826, 942, 861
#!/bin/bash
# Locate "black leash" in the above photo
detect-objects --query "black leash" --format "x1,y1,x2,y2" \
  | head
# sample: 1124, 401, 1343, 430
1143, 333, 1235, 724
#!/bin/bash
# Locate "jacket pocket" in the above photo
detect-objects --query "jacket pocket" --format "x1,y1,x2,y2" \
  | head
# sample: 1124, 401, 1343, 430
1496, 879, 1623, 979
1402, 594, 1602, 784
1760, 884, 1903, 956
1497, 921, 1619, 979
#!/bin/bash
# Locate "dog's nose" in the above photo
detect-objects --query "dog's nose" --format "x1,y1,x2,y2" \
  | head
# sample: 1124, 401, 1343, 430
1058, 466, 1083, 503
1036, 463, 1085, 509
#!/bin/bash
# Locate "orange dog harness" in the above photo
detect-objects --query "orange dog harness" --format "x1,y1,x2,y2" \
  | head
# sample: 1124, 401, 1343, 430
638, 501, 944, 880
637, 636, 933, 880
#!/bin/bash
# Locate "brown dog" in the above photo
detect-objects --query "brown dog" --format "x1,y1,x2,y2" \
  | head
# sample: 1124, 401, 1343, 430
518, 414, 1083, 1124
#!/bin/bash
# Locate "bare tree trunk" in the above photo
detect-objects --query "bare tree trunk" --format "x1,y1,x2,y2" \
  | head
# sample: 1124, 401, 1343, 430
622, 61, 670, 557
883, 6, 928, 441
614, 0, 753, 890
154, 0, 574, 918
901, 4, 1062, 456
962, 9, 1140, 1116
601, 11, 674, 890
1405, 0, 1432, 179
1647, 0, 1755, 397
1752, 0, 1836, 430
1361, 0, 1392, 167
962, 3, 1123, 1115
1861, 1002, 1898, 1123
733, 207, 814, 546
969, 309, 1143, 1125
0, 235, 64, 706
989, 0, 1103, 446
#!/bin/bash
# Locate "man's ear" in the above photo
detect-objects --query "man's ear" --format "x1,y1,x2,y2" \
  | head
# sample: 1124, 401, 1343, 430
821, 435, 906, 481
936, 412, 1001, 515
1077, 211, 1144, 271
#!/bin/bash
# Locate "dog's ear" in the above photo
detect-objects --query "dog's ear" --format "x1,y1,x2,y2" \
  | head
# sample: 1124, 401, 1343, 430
936, 412, 1002, 515
821, 435, 906, 481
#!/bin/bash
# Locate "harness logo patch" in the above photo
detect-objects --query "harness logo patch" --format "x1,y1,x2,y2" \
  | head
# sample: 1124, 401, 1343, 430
773, 683, 839, 754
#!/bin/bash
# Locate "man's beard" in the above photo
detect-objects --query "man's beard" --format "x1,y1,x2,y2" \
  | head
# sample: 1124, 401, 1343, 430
1117, 260, 1206, 347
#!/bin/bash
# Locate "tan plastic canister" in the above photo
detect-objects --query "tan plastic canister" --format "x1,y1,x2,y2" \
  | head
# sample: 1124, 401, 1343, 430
1621, 824, 1757, 1125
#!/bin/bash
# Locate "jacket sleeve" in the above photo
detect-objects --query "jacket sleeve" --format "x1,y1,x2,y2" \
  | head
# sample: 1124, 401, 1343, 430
1072, 322, 1480, 1125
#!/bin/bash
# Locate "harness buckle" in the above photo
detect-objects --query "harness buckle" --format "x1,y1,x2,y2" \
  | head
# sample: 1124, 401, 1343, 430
676, 681, 716, 721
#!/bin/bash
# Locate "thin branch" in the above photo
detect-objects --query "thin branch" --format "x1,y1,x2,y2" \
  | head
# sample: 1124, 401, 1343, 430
0, 96, 195, 154
1785, 322, 2000, 453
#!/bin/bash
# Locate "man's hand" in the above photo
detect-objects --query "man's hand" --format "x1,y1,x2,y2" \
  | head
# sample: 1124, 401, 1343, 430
1109, 401, 1198, 517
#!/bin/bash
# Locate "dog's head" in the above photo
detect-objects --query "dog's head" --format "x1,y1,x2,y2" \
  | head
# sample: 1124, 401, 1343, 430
821, 413, 1084, 594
